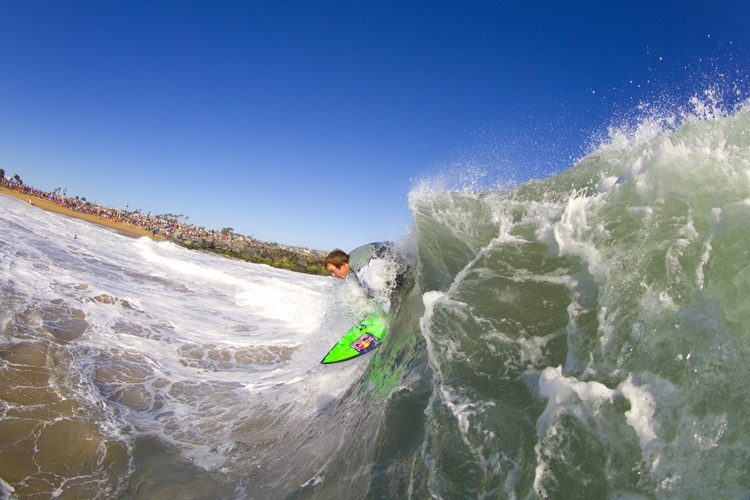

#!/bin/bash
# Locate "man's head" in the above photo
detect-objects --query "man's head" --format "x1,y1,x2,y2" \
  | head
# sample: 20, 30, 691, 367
325, 249, 350, 279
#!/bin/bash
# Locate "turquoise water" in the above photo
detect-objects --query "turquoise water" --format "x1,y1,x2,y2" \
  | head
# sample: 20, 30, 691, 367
1, 97, 749, 499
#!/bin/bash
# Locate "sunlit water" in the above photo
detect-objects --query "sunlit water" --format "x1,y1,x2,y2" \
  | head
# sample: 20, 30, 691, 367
2, 96, 750, 499
0, 196, 392, 499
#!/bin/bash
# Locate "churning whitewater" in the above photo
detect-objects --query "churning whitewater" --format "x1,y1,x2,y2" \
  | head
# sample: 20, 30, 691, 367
2, 97, 750, 499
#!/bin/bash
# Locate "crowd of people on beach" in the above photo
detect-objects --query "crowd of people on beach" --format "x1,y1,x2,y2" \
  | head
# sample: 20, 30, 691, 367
0, 177, 245, 242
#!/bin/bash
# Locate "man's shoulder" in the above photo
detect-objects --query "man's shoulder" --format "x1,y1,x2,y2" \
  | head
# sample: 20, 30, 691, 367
350, 241, 391, 258
348, 243, 376, 271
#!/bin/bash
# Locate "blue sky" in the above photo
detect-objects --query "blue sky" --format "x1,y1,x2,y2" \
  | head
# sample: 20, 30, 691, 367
1, 1, 748, 250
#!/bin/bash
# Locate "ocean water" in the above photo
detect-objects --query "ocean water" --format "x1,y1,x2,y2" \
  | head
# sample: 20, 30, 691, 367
2, 97, 750, 499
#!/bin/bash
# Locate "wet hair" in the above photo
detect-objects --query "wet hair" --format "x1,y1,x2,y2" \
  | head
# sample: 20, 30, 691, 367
325, 249, 350, 268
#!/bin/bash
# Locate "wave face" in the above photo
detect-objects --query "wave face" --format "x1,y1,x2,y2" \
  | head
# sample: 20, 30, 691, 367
2, 99, 750, 499
409, 100, 750, 499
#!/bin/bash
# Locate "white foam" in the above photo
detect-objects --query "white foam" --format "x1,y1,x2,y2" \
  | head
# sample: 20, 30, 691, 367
538, 366, 658, 454
422, 290, 444, 310
0, 193, 346, 472
535, 189, 611, 284
619, 377, 658, 449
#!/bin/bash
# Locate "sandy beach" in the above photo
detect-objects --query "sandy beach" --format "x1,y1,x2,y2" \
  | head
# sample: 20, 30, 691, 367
0, 185, 166, 240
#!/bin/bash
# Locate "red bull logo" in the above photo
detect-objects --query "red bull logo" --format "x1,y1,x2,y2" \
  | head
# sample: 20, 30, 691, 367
350, 332, 380, 353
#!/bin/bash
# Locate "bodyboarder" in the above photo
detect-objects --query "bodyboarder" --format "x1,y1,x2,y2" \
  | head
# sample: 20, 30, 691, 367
324, 242, 406, 313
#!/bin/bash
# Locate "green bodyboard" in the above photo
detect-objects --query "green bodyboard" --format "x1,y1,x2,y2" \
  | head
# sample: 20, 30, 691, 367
321, 314, 387, 364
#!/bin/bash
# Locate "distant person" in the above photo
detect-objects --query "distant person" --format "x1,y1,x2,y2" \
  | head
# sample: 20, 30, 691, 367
325, 243, 407, 312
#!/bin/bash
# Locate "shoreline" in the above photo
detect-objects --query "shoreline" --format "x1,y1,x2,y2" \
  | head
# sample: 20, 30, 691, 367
1, 184, 327, 274
0, 186, 167, 241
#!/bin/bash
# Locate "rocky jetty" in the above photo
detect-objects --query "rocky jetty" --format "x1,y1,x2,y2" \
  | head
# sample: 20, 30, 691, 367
169, 228, 328, 275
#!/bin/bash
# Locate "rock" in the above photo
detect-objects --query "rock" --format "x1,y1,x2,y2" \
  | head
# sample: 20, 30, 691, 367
168, 233, 327, 275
